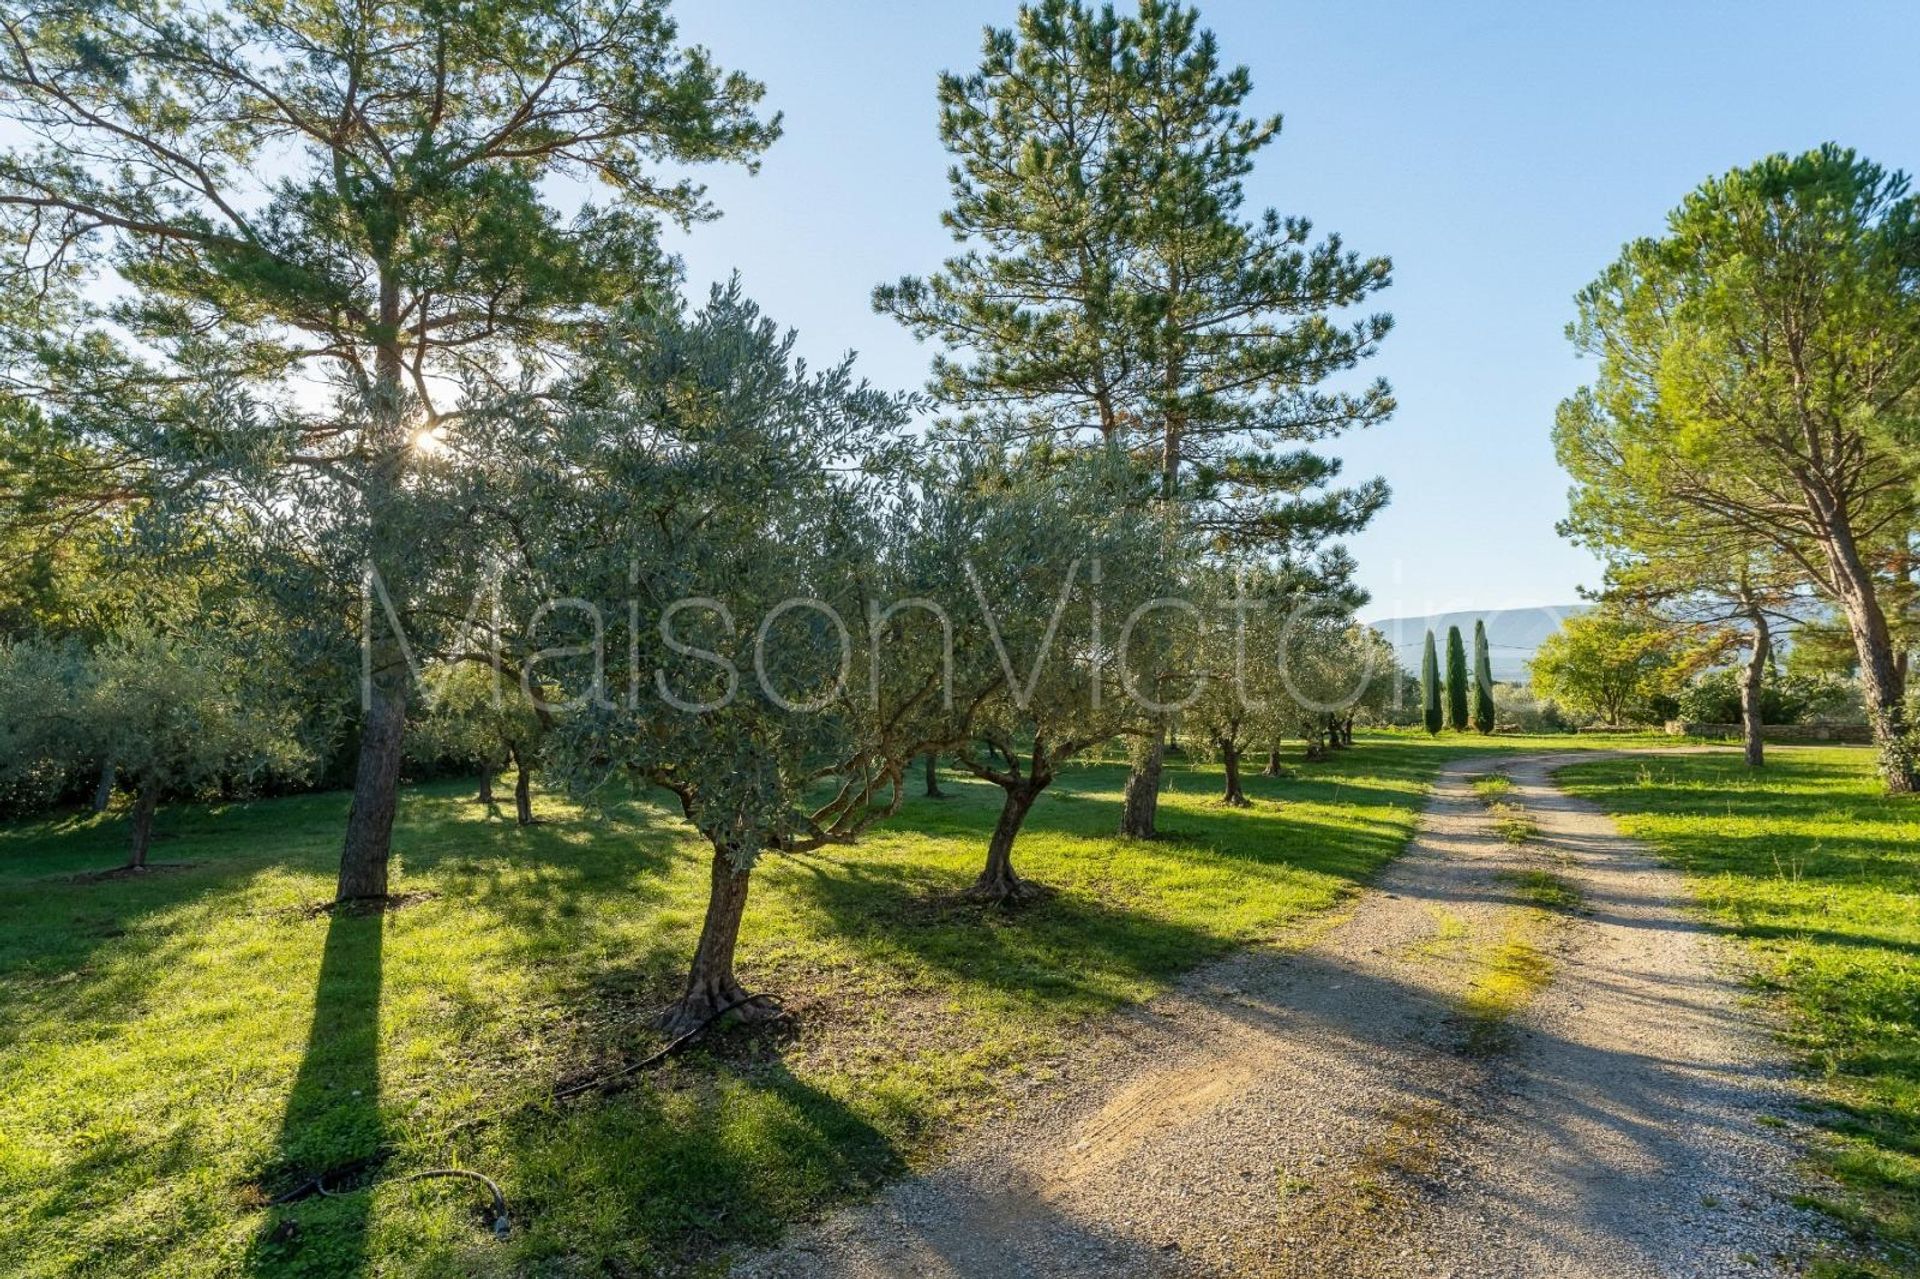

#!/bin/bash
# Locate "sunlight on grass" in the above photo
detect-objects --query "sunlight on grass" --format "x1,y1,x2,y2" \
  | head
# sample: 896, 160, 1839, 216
0, 730, 1732, 1275
1559, 747, 1920, 1278
0, 736, 1494, 1277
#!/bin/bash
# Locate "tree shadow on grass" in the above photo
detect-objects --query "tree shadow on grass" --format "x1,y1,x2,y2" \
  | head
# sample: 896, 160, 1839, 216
785, 859, 1236, 1017
247, 903, 385, 1277
485, 1044, 905, 1274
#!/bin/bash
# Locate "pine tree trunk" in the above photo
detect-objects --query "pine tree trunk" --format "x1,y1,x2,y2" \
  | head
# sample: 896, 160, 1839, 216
336, 272, 413, 902
661, 843, 766, 1036
1220, 738, 1249, 806
1820, 521, 1915, 793
1741, 613, 1770, 769
1119, 730, 1164, 838
92, 761, 116, 813
513, 747, 534, 826
922, 751, 945, 799
126, 779, 159, 870
337, 680, 407, 901
968, 783, 1041, 902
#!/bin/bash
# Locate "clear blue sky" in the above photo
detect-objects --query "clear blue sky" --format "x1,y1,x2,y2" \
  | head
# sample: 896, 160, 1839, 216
662, 0, 1918, 620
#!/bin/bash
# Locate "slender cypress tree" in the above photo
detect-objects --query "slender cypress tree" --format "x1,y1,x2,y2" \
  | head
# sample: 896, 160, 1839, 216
1472, 620, 1497, 734
1445, 626, 1469, 731
1421, 631, 1443, 735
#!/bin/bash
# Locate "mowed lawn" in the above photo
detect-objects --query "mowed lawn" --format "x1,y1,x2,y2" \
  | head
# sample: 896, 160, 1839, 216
1558, 749, 1920, 1279
1, 734, 1532, 1278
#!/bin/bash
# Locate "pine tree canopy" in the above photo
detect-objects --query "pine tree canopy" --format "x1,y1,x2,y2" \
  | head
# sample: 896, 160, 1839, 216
876, 0, 1394, 559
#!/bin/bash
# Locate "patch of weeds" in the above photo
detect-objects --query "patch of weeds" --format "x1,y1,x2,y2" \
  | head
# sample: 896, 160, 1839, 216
1497, 869, 1580, 914
1469, 773, 1514, 805
1468, 772, 1536, 844
1261, 1102, 1453, 1269
1459, 930, 1555, 1056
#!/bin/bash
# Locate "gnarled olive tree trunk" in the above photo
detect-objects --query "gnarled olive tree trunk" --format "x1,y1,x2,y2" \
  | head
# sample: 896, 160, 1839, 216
1219, 738, 1249, 807
970, 781, 1046, 902
1119, 729, 1164, 838
126, 779, 159, 870
663, 842, 772, 1036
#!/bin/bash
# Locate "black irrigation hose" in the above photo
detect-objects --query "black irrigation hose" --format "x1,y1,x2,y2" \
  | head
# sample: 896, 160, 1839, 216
270, 1161, 510, 1240
552, 992, 786, 1101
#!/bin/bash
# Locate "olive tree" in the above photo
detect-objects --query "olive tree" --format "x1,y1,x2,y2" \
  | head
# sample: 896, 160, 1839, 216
922, 447, 1182, 898
410, 662, 546, 823
0, 622, 308, 868
489, 286, 921, 1033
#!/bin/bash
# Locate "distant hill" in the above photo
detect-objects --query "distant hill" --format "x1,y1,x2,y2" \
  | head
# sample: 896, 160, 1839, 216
1368, 605, 1590, 684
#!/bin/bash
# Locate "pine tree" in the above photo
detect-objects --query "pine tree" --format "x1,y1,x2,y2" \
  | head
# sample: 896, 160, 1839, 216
0, 0, 778, 899
1473, 620, 1497, 734
1445, 626, 1469, 731
878, 0, 1395, 837
1421, 631, 1443, 736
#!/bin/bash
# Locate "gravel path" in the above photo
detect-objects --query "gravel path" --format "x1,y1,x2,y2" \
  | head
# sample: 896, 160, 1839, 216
731, 752, 1830, 1278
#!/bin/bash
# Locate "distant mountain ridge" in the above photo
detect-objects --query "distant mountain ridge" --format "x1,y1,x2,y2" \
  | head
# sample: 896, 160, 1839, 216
1368, 605, 1590, 684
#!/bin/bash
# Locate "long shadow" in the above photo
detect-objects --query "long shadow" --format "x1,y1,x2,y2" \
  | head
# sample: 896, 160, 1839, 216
248, 904, 386, 1276
490, 1046, 906, 1273
788, 858, 1239, 1015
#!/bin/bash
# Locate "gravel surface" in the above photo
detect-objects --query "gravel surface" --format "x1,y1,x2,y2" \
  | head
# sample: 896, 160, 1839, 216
730, 753, 1830, 1278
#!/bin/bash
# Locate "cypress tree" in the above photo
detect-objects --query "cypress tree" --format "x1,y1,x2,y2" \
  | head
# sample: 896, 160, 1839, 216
1445, 625, 1469, 731
1472, 620, 1496, 734
1421, 630, 1443, 735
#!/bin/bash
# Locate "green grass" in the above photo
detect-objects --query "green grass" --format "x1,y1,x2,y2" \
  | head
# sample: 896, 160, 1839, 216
1556, 748, 1920, 1279
0, 729, 1714, 1277
3, 734, 1554, 1278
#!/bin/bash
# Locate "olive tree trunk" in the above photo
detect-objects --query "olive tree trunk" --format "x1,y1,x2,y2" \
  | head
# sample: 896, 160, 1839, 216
512, 747, 534, 826
1219, 738, 1249, 807
1119, 729, 1164, 838
970, 781, 1044, 902
922, 751, 945, 799
126, 779, 159, 869
91, 761, 116, 813
661, 842, 772, 1036
1263, 743, 1285, 777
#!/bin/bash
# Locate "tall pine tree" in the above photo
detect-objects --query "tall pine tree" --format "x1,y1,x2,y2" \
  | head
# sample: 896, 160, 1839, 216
878, 0, 1394, 836
1445, 625, 1469, 731
1421, 631, 1443, 736
1473, 619, 1496, 734
0, 0, 778, 900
